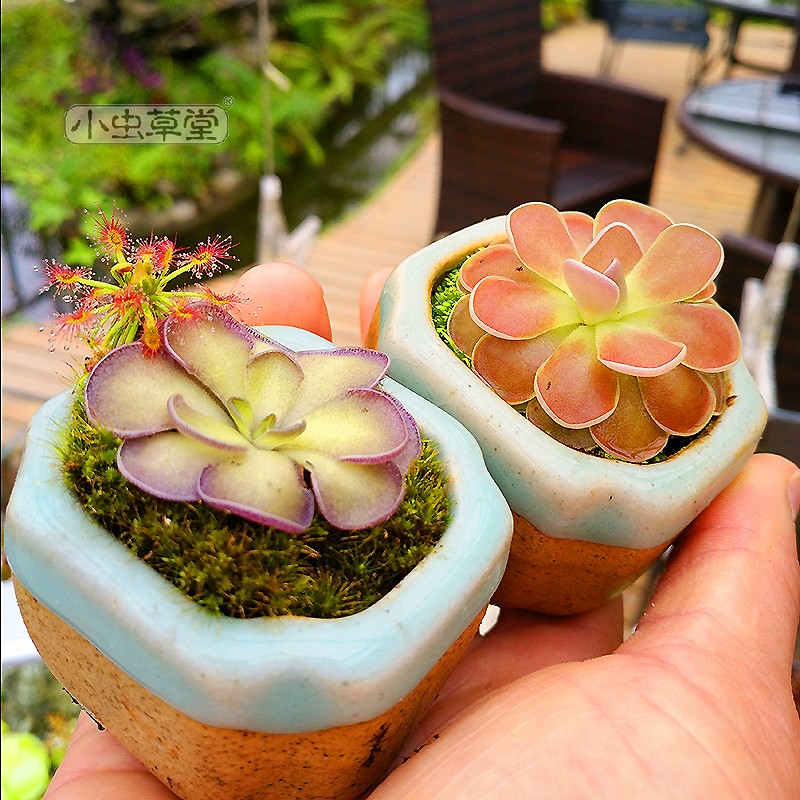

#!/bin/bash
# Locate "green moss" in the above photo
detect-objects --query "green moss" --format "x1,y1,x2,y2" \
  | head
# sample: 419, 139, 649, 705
430, 263, 473, 368
60, 396, 450, 620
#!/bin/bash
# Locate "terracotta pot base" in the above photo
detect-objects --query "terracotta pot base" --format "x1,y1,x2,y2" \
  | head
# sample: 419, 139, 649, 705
16, 583, 482, 800
492, 514, 675, 615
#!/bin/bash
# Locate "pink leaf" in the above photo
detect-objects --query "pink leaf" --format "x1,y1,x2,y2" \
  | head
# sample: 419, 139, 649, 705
507, 203, 578, 290
459, 244, 530, 291
562, 258, 621, 324
534, 326, 619, 428
562, 211, 595, 255
640, 365, 715, 435
626, 224, 723, 312
687, 281, 716, 302
473, 329, 570, 405
630, 303, 741, 372
594, 200, 672, 250
526, 396, 596, 452
590, 375, 669, 462
447, 296, 485, 356
701, 370, 729, 414
470, 276, 581, 340
583, 222, 644, 277
603, 258, 628, 310
596, 321, 686, 377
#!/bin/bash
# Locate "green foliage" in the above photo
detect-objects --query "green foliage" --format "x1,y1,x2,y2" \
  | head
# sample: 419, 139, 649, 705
269, 0, 428, 167
542, 0, 587, 30
1, 723, 50, 800
1, 662, 79, 799
1, 0, 428, 254
60, 394, 451, 620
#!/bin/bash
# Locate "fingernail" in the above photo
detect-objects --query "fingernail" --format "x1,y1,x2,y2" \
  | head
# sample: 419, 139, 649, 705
789, 470, 800, 519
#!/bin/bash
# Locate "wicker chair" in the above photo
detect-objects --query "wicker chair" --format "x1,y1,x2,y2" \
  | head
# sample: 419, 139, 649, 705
425, 0, 668, 237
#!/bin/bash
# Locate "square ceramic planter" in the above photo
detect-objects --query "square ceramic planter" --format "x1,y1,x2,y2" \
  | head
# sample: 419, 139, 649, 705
371, 217, 769, 615
5, 326, 512, 800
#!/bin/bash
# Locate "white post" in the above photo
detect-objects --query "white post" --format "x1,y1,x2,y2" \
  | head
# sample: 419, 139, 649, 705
740, 241, 799, 409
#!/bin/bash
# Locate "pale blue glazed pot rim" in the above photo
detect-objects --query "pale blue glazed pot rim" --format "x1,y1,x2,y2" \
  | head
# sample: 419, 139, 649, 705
377, 217, 769, 549
5, 326, 513, 734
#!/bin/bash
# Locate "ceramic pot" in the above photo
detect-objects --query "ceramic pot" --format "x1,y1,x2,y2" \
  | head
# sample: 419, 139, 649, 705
5, 326, 512, 800
370, 217, 769, 615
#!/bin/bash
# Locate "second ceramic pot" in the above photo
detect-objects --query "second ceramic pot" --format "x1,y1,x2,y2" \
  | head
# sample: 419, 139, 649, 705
371, 218, 768, 614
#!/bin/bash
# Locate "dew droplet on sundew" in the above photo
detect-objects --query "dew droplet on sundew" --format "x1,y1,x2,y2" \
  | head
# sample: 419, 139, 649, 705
48, 346, 56, 353
38, 327, 45, 333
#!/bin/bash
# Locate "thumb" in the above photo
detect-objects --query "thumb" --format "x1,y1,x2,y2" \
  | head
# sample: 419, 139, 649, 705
623, 453, 800, 679
230, 261, 333, 340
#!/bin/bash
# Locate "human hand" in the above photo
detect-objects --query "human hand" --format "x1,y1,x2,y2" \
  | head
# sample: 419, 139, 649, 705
44, 264, 800, 800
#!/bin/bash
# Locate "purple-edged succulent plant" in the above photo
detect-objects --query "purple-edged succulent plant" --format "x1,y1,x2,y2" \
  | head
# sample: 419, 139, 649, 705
447, 200, 741, 462
84, 303, 421, 532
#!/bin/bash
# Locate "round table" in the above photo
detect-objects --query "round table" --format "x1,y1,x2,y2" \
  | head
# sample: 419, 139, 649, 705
678, 77, 800, 242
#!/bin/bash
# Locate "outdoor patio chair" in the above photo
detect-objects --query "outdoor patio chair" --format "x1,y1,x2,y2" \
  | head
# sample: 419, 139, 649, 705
597, 0, 711, 86
424, 0, 668, 237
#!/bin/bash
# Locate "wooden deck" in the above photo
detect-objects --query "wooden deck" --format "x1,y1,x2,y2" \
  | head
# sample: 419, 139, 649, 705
1, 19, 795, 453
